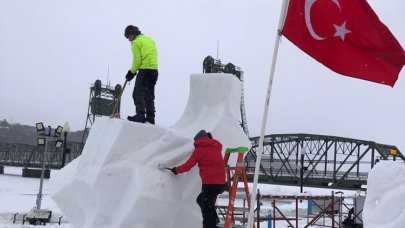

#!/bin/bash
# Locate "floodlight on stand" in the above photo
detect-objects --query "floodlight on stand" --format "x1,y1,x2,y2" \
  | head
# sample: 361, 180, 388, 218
37, 138, 46, 146
61, 122, 71, 168
36, 122, 45, 133
55, 139, 64, 148
54, 126, 63, 137
63, 122, 70, 134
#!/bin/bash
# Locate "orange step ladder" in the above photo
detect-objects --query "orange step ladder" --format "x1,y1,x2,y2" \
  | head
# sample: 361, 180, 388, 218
222, 147, 255, 228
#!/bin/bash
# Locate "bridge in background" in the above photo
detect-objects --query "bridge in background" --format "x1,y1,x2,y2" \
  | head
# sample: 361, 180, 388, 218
245, 133, 404, 190
1, 133, 403, 190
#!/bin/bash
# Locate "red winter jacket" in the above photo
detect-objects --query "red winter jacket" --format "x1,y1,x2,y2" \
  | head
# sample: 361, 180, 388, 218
175, 137, 226, 185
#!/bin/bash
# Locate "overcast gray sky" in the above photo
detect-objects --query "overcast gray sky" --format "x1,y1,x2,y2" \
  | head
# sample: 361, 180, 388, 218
1, 0, 404, 151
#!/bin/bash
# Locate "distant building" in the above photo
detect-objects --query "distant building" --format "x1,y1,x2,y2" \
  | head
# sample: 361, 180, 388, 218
0, 119, 10, 129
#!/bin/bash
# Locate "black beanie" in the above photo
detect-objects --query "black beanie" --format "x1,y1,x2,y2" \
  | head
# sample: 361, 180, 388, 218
194, 130, 208, 141
124, 25, 141, 37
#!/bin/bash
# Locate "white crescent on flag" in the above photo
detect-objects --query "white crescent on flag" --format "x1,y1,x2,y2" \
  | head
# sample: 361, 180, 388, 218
305, 0, 344, 41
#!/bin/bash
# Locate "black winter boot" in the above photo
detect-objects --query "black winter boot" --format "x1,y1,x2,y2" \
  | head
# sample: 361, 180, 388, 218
146, 116, 155, 125
127, 114, 146, 123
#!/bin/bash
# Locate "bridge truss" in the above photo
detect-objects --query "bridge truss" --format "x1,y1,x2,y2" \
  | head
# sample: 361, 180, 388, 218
245, 133, 404, 190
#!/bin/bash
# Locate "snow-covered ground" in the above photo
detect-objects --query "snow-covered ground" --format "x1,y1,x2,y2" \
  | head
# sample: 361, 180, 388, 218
0, 167, 71, 228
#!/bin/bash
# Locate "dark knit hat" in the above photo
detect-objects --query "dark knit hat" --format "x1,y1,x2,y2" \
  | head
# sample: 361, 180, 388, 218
194, 130, 208, 141
124, 25, 141, 38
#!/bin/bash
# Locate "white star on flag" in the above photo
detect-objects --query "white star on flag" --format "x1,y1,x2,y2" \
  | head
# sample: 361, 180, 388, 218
333, 21, 351, 41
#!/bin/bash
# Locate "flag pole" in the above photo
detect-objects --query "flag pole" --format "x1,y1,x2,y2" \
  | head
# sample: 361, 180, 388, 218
247, 0, 290, 227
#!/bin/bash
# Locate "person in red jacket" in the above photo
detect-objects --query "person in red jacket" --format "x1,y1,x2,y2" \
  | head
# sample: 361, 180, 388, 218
171, 130, 226, 228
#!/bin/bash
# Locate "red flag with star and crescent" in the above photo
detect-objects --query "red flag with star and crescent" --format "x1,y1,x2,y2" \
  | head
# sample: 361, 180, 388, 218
282, 0, 405, 86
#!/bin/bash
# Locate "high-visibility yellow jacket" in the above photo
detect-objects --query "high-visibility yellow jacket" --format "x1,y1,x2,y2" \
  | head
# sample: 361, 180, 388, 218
130, 34, 158, 74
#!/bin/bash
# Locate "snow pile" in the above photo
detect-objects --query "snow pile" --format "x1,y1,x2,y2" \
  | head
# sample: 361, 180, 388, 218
363, 161, 405, 228
51, 74, 251, 228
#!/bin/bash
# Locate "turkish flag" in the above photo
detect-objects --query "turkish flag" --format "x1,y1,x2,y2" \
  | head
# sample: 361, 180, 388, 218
282, 0, 405, 86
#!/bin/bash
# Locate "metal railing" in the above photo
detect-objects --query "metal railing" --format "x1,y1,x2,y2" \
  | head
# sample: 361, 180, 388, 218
0, 142, 82, 169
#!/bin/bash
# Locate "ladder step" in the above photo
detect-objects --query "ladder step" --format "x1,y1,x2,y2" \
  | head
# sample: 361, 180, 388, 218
218, 194, 249, 199
216, 205, 250, 212
217, 210, 247, 215
218, 192, 251, 199
236, 162, 246, 167
216, 223, 245, 228
233, 207, 250, 212
219, 188, 249, 195
236, 187, 248, 192
225, 163, 246, 168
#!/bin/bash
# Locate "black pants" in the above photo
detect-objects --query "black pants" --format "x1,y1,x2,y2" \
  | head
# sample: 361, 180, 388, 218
133, 69, 158, 117
196, 184, 225, 228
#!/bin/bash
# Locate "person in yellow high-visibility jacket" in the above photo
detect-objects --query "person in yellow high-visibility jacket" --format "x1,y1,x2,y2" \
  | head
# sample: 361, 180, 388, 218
124, 25, 158, 124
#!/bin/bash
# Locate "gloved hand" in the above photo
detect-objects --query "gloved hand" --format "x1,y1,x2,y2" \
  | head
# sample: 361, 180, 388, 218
125, 70, 136, 81
170, 167, 177, 175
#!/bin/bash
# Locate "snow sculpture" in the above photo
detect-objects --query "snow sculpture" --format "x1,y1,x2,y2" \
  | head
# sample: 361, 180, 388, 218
363, 161, 405, 228
51, 74, 252, 228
